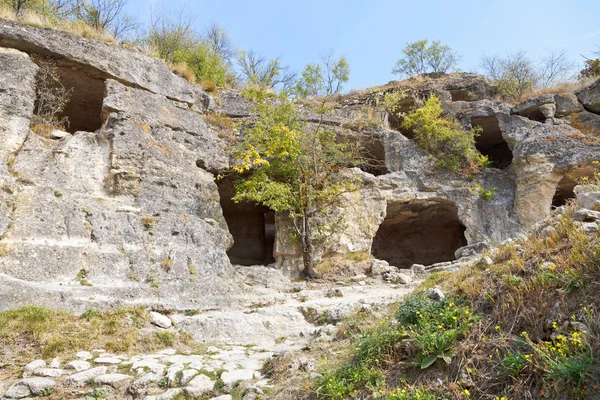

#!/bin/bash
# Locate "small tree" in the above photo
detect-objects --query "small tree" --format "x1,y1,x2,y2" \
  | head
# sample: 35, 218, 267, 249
232, 54, 357, 278
236, 50, 296, 92
294, 50, 350, 101
402, 95, 487, 172
539, 49, 575, 88
392, 40, 460, 77
145, 11, 197, 60
580, 46, 600, 79
204, 22, 235, 63
74, 0, 137, 40
481, 51, 538, 101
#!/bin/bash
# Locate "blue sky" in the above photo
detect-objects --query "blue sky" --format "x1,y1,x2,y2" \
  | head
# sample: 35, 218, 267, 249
126, 0, 600, 91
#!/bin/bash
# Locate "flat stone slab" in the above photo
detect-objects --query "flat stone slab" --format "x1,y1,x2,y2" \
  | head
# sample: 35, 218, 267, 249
221, 369, 254, 386
94, 373, 133, 390
144, 388, 183, 400
76, 351, 93, 360
31, 368, 67, 378
184, 374, 214, 396
22, 360, 45, 378
131, 360, 166, 375
94, 357, 123, 365
65, 360, 91, 372
4, 377, 56, 398
65, 366, 107, 387
131, 372, 162, 392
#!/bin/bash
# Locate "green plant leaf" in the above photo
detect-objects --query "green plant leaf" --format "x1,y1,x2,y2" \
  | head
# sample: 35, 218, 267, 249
421, 355, 438, 369
442, 355, 453, 364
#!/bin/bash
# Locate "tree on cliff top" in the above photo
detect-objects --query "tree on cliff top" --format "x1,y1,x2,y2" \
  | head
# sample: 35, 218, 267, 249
392, 39, 460, 77
232, 54, 360, 278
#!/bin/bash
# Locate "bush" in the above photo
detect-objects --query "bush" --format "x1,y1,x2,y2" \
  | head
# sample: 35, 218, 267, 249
171, 42, 231, 88
30, 58, 72, 137
401, 95, 487, 172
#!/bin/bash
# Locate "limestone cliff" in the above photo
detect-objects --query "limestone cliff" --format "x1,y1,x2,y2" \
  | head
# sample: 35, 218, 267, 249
1, 19, 599, 312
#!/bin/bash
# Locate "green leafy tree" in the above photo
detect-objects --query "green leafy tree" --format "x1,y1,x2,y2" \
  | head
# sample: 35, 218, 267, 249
402, 95, 487, 172
232, 55, 357, 278
171, 42, 231, 87
294, 50, 350, 100
392, 40, 460, 77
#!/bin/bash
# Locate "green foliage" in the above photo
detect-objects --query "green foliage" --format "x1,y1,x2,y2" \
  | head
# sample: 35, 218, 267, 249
233, 99, 361, 213
240, 84, 277, 104
315, 363, 384, 400
171, 41, 230, 87
381, 90, 408, 115
294, 52, 350, 99
500, 351, 529, 377
154, 330, 175, 347
396, 292, 478, 369
402, 95, 487, 172
580, 58, 600, 79
388, 387, 440, 400
232, 76, 361, 276
392, 39, 460, 77
472, 183, 496, 201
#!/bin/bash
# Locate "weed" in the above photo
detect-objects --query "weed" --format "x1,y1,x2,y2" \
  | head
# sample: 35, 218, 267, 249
154, 331, 175, 347
499, 351, 529, 377
162, 257, 173, 272
76, 269, 92, 286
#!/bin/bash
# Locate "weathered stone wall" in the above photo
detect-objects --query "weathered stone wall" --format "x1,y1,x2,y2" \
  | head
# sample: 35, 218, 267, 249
0, 22, 234, 312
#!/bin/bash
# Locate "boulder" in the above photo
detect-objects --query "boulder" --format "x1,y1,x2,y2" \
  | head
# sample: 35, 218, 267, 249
150, 311, 172, 329
576, 78, 600, 113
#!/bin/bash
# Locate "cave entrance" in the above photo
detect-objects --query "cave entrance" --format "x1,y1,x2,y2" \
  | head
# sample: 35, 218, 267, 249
471, 116, 512, 169
359, 134, 388, 176
371, 198, 467, 268
34, 58, 105, 134
217, 177, 275, 266
552, 166, 596, 208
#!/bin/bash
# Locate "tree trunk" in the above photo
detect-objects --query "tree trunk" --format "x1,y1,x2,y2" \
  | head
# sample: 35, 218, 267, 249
300, 214, 320, 279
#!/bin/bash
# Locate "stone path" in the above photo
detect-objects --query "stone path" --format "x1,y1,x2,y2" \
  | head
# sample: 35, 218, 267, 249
1, 262, 429, 399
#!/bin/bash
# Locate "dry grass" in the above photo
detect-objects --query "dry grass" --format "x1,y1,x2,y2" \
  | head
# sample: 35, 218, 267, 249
0, 306, 204, 380
169, 61, 196, 84
0, 5, 115, 43
202, 80, 218, 93
513, 77, 598, 103
204, 112, 237, 132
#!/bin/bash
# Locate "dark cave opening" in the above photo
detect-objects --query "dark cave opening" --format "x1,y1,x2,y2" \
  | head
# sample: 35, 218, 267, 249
217, 176, 275, 266
471, 116, 513, 169
552, 167, 596, 208
34, 58, 105, 134
371, 199, 467, 268
359, 134, 388, 176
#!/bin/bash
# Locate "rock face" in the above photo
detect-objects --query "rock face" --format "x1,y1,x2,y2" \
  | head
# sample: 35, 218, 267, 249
0, 21, 234, 312
1, 19, 600, 308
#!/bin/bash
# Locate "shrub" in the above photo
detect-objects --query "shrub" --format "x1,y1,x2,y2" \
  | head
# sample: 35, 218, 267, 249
31, 58, 72, 137
171, 42, 230, 87
401, 95, 487, 172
